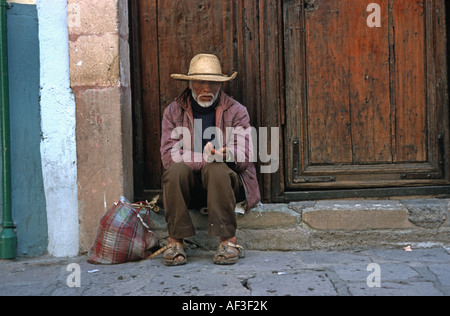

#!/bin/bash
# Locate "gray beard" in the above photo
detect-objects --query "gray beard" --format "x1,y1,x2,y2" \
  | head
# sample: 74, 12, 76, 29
191, 89, 220, 108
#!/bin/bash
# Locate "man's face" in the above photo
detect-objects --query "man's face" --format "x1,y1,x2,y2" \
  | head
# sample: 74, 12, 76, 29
190, 80, 222, 107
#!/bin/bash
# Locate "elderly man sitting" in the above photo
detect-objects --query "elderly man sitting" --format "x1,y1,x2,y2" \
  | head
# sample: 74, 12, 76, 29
160, 54, 261, 266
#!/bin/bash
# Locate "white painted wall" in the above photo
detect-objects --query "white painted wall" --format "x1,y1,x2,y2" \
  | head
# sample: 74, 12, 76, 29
36, 0, 79, 257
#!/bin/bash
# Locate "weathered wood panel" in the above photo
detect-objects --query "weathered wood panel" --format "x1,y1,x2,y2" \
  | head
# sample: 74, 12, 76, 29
283, 0, 305, 186
260, 0, 285, 200
393, 0, 427, 163
305, 0, 353, 164
348, 0, 391, 164
304, 0, 392, 165
138, 0, 161, 190
284, 0, 449, 189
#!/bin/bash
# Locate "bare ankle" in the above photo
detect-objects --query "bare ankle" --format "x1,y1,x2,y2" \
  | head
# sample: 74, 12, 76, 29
220, 236, 237, 244
168, 237, 183, 244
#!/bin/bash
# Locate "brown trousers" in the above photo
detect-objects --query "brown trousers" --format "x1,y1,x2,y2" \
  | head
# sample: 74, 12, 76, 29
162, 162, 245, 239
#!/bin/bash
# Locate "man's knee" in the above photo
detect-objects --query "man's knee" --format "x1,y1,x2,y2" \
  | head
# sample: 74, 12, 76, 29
201, 162, 230, 180
163, 162, 193, 183
201, 163, 239, 189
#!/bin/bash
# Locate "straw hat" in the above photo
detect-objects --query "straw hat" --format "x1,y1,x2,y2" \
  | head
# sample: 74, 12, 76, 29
171, 54, 237, 82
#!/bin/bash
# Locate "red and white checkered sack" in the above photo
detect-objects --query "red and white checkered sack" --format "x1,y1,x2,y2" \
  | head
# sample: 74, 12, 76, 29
87, 200, 159, 264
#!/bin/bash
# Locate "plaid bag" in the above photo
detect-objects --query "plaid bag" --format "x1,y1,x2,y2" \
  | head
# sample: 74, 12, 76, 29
87, 199, 159, 264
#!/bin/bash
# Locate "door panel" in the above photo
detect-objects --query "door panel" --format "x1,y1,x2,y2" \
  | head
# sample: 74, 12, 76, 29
305, 0, 392, 165
284, 0, 449, 189
393, 0, 427, 163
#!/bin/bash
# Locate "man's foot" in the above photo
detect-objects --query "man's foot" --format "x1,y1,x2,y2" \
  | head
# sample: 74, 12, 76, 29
163, 238, 186, 266
214, 236, 245, 265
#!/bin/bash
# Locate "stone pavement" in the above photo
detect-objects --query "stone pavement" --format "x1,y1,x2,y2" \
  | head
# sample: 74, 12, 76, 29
0, 245, 449, 297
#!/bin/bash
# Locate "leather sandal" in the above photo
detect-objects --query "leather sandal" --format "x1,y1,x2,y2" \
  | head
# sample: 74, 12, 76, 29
213, 241, 245, 265
163, 242, 187, 266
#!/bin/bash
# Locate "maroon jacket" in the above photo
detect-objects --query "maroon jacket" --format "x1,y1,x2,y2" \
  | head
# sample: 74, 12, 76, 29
160, 88, 261, 211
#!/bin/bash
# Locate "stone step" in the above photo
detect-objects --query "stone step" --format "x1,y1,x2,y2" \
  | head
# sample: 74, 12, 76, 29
149, 199, 450, 251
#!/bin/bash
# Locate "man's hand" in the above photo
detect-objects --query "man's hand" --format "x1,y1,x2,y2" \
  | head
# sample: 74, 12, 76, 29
204, 142, 228, 161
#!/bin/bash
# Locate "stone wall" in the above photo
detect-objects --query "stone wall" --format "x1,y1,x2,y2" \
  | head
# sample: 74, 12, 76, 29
68, 0, 133, 252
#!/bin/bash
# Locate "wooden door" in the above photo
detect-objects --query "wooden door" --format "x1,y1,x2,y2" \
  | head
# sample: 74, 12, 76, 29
132, 0, 261, 199
284, 0, 449, 189
131, 0, 449, 201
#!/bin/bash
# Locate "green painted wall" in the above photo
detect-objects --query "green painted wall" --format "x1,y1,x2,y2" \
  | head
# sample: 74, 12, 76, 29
0, 3, 47, 257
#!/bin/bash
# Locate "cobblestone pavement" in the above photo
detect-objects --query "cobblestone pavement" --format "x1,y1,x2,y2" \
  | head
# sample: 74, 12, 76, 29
0, 246, 449, 297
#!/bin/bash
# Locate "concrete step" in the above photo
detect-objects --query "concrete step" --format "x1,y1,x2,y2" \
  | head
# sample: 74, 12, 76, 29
149, 198, 450, 251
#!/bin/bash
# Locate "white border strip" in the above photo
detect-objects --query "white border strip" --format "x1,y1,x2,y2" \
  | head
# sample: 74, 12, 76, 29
37, 0, 79, 257
8, 0, 37, 4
